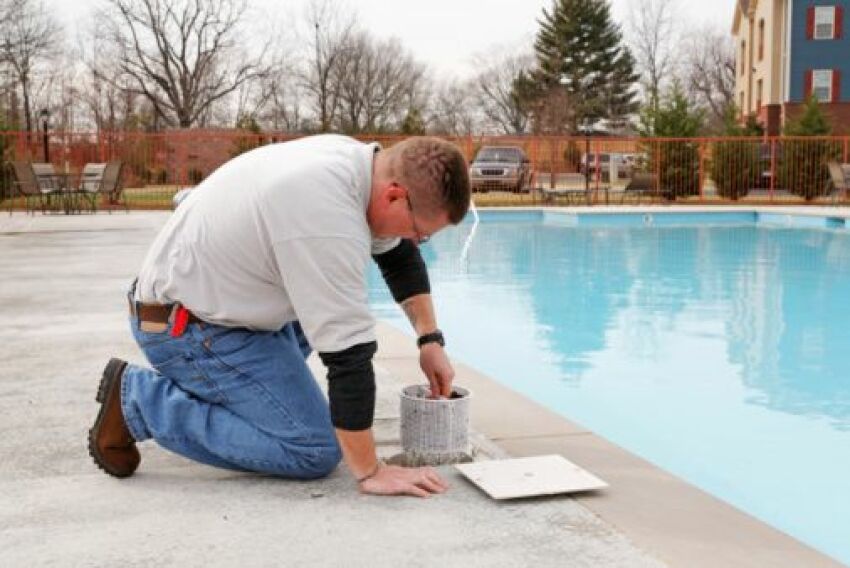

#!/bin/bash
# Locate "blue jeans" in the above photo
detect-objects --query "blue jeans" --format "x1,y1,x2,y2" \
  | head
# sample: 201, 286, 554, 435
121, 316, 342, 479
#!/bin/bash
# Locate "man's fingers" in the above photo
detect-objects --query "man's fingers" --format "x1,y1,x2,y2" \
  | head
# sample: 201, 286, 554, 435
430, 372, 448, 398
426, 372, 441, 398
415, 474, 445, 494
426, 471, 448, 492
420, 467, 448, 491
407, 484, 431, 498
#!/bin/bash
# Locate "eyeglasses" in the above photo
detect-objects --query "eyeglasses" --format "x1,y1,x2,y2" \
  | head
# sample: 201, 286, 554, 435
406, 195, 430, 244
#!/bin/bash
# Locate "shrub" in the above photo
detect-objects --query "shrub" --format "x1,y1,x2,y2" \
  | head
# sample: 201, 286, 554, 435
143, 168, 168, 185
710, 110, 763, 200
231, 114, 264, 158
778, 98, 838, 200
638, 83, 705, 198
188, 168, 204, 185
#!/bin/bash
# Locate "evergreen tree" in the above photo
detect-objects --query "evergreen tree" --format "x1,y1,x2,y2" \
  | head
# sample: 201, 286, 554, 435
711, 105, 762, 200
533, 0, 639, 133
780, 97, 839, 200
784, 96, 831, 136
637, 83, 703, 198
637, 81, 704, 137
400, 107, 426, 135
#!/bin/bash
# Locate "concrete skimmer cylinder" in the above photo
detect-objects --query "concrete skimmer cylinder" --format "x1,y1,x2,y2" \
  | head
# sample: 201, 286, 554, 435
400, 385, 471, 466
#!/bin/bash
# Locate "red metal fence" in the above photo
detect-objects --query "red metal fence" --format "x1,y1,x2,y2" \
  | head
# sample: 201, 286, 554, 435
2, 130, 849, 210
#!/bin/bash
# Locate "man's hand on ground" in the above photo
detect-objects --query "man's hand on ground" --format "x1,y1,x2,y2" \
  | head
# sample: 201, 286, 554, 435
358, 464, 448, 498
419, 343, 454, 398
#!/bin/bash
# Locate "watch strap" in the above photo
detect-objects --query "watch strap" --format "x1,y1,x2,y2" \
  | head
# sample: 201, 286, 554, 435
417, 330, 445, 348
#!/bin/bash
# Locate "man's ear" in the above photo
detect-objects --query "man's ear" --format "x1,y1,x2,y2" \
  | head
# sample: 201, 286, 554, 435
385, 183, 406, 202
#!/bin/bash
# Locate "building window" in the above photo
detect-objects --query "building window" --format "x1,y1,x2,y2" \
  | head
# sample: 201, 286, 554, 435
758, 19, 765, 61
740, 91, 745, 113
813, 69, 833, 102
756, 79, 763, 111
814, 6, 836, 39
740, 41, 746, 76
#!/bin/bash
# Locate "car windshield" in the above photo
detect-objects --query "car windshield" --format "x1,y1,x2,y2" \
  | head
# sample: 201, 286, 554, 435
475, 148, 522, 163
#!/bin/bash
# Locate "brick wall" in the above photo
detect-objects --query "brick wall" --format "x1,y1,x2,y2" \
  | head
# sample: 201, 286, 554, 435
783, 102, 850, 134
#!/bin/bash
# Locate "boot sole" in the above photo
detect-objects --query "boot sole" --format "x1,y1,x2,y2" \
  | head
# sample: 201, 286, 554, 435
88, 358, 136, 478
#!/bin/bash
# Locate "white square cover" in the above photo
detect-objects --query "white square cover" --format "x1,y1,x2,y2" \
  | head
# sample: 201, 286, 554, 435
455, 455, 608, 500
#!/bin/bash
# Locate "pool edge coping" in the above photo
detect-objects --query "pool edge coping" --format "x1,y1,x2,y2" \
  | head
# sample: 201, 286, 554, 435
477, 204, 850, 217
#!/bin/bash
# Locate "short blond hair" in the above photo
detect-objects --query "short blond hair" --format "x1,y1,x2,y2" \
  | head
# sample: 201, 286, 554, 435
386, 137, 470, 224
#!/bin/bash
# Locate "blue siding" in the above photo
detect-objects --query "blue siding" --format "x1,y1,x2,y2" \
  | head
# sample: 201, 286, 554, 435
790, 0, 850, 102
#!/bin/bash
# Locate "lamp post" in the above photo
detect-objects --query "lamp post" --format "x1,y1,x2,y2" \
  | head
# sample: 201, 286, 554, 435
39, 108, 50, 163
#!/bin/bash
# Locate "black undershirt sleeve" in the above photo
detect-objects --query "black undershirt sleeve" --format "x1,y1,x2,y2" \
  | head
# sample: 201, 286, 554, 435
319, 241, 427, 430
318, 341, 378, 431
372, 239, 431, 303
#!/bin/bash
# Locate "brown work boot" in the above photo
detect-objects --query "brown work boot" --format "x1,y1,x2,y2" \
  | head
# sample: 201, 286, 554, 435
88, 358, 140, 478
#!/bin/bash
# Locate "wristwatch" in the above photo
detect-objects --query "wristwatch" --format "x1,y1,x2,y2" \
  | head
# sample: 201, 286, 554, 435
417, 329, 445, 348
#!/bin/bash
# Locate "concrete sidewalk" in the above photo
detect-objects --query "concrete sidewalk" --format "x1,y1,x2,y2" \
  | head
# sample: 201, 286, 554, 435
0, 212, 663, 567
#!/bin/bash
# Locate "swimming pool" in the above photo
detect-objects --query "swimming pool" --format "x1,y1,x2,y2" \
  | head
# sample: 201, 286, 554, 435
368, 210, 850, 564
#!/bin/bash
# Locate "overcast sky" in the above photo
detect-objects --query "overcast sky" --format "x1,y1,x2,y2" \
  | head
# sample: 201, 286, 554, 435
50, 0, 736, 79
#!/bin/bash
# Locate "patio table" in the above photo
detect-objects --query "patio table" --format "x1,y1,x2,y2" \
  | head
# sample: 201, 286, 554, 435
36, 173, 81, 214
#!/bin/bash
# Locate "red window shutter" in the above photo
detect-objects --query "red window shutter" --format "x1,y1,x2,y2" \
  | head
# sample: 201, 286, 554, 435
837, 6, 845, 39
807, 6, 815, 39
805, 70, 814, 99
833, 69, 842, 102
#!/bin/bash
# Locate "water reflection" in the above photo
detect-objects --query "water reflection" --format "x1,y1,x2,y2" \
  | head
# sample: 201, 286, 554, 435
370, 219, 850, 429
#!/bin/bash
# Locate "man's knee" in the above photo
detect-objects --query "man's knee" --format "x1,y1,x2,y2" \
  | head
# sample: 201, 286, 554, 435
297, 445, 342, 480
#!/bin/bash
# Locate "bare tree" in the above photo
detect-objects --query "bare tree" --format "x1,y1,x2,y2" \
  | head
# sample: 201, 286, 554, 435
628, 0, 678, 111
302, 0, 357, 132
0, 0, 60, 132
684, 26, 736, 129
261, 64, 305, 132
472, 51, 534, 135
427, 81, 479, 136
100, 0, 269, 129
75, 24, 135, 132
335, 33, 425, 133
231, 71, 277, 128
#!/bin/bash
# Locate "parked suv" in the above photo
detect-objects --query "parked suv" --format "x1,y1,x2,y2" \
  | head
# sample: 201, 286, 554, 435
469, 146, 532, 193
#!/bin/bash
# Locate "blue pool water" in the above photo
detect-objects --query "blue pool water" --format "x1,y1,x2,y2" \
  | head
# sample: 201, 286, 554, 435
368, 211, 850, 564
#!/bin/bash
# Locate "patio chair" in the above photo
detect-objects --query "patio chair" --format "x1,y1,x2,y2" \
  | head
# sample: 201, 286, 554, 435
32, 163, 62, 191
541, 173, 590, 205
77, 161, 127, 213
8, 161, 58, 215
826, 162, 849, 203
78, 163, 107, 192
622, 172, 658, 204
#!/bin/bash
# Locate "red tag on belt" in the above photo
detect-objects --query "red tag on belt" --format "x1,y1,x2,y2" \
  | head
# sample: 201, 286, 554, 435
170, 306, 190, 337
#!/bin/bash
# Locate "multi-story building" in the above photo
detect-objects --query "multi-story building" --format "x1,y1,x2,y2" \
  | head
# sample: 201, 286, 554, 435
733, 0, 850, 134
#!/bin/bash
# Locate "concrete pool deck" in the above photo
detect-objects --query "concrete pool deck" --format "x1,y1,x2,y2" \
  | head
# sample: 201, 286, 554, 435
0, 209, 843, 567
